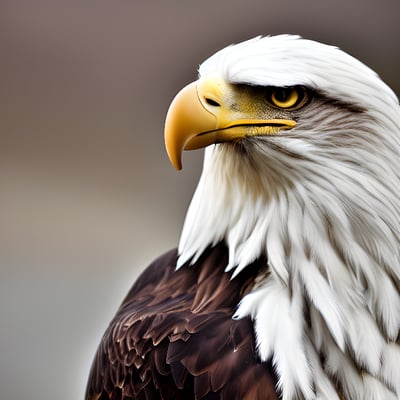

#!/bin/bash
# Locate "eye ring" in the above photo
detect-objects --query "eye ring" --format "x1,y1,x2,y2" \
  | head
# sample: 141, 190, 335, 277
268, 86, 307, 110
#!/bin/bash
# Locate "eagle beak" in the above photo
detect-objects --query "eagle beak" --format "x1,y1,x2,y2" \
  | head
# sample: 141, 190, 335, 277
164, 78, 296, 170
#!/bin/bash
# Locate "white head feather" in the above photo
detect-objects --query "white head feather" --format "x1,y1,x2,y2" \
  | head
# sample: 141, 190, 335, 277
177, 35, 400, 400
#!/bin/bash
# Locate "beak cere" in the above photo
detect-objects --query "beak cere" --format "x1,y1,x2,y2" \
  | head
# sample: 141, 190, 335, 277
164, 78, 297, 170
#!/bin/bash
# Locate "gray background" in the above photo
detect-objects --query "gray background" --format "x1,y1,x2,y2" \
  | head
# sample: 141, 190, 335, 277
1, 1, 399, 399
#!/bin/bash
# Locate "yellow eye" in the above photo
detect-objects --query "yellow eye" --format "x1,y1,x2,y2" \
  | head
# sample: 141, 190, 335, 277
269, 87, 306, 109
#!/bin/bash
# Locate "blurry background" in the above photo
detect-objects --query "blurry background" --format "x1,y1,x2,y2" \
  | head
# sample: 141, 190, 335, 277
1, 1, 399, 399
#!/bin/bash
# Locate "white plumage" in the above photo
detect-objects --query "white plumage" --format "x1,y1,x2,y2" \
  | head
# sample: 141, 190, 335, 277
177, 35, 400, 400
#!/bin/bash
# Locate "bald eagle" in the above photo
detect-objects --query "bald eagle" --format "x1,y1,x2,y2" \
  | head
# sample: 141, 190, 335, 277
86, 35, 400, 400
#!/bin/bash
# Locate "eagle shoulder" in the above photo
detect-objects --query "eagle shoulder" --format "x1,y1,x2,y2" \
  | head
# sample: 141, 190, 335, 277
85, 244, 278, 400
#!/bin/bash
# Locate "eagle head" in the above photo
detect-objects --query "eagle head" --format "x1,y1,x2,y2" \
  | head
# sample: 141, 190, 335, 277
164, 35, 400, 400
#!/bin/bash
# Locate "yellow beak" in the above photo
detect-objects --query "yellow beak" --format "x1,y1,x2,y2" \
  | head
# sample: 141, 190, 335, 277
164, 78, 296, 170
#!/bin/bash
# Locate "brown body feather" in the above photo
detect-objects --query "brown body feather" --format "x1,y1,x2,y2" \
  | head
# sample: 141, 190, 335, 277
85, 243, 279, 400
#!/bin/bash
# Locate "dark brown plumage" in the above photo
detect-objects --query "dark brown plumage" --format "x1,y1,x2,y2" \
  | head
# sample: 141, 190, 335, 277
85, 243, 279, 400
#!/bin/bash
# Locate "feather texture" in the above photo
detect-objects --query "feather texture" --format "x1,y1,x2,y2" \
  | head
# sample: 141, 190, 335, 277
86, 244, 278, 400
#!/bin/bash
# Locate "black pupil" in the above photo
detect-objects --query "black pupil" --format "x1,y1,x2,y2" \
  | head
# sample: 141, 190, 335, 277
274, 88, 292, 102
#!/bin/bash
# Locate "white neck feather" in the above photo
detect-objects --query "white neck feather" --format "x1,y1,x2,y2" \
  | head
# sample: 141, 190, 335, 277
177, 111, 400, 399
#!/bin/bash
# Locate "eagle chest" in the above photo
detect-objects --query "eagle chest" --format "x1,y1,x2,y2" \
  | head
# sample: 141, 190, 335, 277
86, 245, 278, 400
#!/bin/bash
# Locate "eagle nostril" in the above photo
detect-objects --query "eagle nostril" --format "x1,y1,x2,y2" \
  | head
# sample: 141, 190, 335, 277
205, 98, 221, 107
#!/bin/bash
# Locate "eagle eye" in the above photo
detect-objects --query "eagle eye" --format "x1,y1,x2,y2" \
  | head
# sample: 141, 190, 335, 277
267, 86, 307, 110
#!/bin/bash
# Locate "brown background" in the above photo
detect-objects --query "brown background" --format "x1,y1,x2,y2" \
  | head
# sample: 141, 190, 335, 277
1, 1, 399, 399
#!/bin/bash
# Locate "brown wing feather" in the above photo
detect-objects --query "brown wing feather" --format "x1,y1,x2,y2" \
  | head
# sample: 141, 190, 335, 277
85, 243, 279, 400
